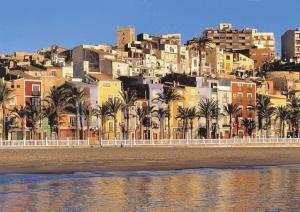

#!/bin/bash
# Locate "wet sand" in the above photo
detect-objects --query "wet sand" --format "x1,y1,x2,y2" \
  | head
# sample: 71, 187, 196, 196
0, 146, 300, 174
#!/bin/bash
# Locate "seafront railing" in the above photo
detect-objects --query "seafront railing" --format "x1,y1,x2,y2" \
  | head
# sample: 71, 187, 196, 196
0, 139, 89, 147
1, 138, 300, 147
100, 137, 300, 146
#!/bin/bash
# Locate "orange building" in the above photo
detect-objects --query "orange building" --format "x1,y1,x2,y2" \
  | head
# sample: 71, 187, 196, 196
231, 81, 256, 138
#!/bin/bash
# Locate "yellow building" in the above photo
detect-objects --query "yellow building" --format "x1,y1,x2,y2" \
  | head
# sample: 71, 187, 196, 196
224, 52, 234, 74
88, 73, 122, 140
234, 53, 254, 70
170, 85, 198, 139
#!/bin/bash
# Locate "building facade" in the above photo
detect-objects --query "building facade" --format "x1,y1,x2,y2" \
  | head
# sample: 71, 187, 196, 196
281, 28, 300, 62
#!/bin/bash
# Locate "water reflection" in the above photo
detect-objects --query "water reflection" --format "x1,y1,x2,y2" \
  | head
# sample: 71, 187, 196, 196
0, 166, 299, 211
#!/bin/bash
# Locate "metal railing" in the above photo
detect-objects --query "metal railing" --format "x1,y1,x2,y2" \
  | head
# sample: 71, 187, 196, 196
100, 137, 300, 146
0, 139, 89, 147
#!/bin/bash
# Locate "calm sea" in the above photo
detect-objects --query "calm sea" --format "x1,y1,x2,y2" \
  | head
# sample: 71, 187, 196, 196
0, 165, 299, 211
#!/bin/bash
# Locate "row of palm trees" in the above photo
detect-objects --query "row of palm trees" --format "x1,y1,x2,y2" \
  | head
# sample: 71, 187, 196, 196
2, 77, 300, 140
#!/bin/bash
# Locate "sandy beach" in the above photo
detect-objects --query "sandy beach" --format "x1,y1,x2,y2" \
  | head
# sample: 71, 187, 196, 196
0, 146, 300, 174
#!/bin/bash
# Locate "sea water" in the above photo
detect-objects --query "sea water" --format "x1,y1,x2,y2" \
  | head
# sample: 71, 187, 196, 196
0, 165, 299, 211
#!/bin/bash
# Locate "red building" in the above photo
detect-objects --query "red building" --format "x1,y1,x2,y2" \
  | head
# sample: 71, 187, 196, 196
25, 80, 42, 106
231, 81, 256, 138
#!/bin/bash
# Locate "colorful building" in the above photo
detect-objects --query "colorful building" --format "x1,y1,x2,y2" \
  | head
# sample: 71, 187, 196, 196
231, 80, 256, 138
87, 73, 122, 140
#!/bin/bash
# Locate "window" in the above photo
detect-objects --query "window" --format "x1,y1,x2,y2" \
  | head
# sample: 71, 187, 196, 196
247, 84, 253, 92
247, 93, 252, 105
226, 55, 231, 60
237, 93, 243, 104
51, 69, 56, 76
17, 85, 20, 88
32, 84, 40, 96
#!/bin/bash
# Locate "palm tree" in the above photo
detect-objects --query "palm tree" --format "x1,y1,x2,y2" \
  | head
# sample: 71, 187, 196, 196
154, 86, 183, 139
96, 103, 109, 140
188, 107, 197, 139
223, 103, 241, 138
70, 87, 86, 140
120, 88, 137, 139
264, 106, 276, 138
44, 86, 73, 139
12, 106, 29, 140
176, 107, 189, 139
106, 97, 122, 139
26, 103, 43, 139
0, 80, 13, 140
275, 106, 289, 138
153, 108, 169, 139
242, 118, 256, 137
142, 105, 155, 139
256, 94, 274, 137
287, 96, 300, 137
82, 103, 96, 140
187, 36, 213, 76
198, 98, 218, 139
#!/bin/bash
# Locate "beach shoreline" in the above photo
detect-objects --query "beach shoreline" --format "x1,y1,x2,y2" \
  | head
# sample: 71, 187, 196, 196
0, 146, 300, 174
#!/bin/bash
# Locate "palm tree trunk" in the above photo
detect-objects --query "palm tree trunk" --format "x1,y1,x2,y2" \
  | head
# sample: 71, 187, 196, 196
113, 116, 117, 139
126, 109, 130, 140
57, 113, 60, 140
140, 119, 143, 140
190, 120, 193, 139
168, 104, 171, 139
23, 118, 26, 141
2, 105, 5, 140
185, 120, 188, 139
168, 116, 171, 139
282, 122, 285, 138
160, 118, 164, 139
296, 120, 299, 138
266, 119, 269, 138
102, 119, 106, 140
259, 118, 263, 138
98, 122, 102, 141
236, 118, 239, 138
57, 125, 60, 140
279, 120, 283, 138
229, 115, 232, 138
206, 117, 209, 139
87, 121, 90, 141
76, 114, 80, 140
79, 104, 83, 139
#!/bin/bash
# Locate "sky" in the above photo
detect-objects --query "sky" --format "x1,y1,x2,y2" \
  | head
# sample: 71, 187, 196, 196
0, 0, 299, 55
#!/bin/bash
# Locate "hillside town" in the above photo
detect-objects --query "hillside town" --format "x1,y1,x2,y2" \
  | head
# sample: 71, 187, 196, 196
1, 23, 300, 143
